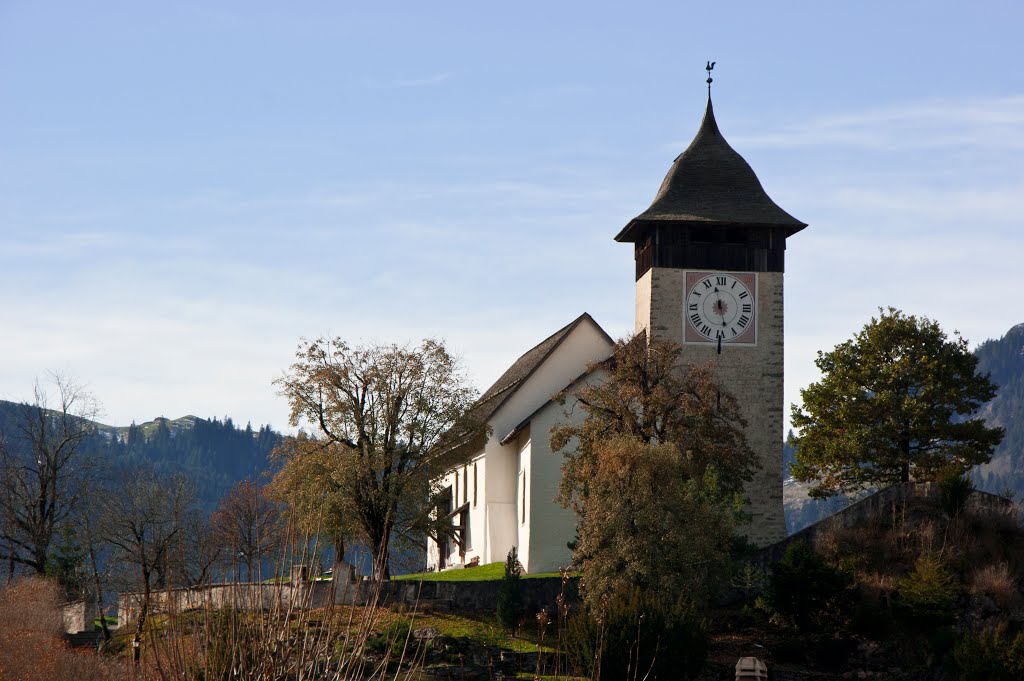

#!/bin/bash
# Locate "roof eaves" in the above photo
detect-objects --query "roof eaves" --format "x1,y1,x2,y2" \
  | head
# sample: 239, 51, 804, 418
478, 312, 592, 422
498, 365, 604, 446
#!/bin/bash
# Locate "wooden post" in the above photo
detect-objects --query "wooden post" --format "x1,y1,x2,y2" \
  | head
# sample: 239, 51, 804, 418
735, 656, 767, 680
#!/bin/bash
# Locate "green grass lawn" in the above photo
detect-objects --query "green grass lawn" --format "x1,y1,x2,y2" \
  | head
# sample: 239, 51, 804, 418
93, 615, 118, 629
393, 562, 564, 582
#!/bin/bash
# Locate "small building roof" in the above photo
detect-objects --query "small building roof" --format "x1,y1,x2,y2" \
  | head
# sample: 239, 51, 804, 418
616, 97, 806, 243
469, 312, 612, 426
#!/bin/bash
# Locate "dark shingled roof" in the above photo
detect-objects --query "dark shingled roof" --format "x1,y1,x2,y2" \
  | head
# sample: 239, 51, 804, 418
470, 312, 611, 425
616, 97, 806, 243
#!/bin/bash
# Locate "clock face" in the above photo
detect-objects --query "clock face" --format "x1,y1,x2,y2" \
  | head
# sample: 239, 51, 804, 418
684, 272, 757, 345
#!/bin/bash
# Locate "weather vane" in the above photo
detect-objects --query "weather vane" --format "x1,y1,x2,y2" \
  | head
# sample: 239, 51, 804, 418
706, 60, 716, 94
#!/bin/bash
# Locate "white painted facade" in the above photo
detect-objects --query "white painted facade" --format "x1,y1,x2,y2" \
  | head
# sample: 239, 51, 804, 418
425, 314, 613, 574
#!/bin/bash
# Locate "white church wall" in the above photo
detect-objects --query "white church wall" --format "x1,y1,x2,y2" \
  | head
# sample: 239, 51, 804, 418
483, 436, 518, 565
524, 369, 607, 574
425, 453, 487, 571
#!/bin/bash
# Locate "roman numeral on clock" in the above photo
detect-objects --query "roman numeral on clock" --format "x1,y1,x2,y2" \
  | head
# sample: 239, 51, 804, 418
690, 313, 702, 326
742, 303, 752, 313
689, 303, 698, 311
716, 276, 727, 285
739, 314, 751, 327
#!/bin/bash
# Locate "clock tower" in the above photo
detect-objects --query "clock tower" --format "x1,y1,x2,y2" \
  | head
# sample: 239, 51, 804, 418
615, 93, 807, 546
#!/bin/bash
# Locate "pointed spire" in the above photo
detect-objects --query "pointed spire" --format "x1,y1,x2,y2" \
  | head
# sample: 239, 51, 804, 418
614, 77, 806, 243
697, 94, 722, 140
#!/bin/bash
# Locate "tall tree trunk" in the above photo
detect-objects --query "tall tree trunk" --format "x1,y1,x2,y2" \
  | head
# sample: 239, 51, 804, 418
372, 520, 392, 581
135, 557, 151, 642
900, 438, 912, 483
333, 533, 345, 572
85, 524, 111, 643
329, 533, 346, 603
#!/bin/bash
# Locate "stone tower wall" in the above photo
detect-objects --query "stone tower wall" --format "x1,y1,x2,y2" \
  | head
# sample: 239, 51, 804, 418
636, 267, 787, 546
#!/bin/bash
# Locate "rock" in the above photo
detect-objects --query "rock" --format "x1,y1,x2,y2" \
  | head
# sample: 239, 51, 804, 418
414, 627, 441, 640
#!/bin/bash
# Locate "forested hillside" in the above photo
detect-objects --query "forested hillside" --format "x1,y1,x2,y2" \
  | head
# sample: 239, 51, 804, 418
973, 322, 1024, 497
0, 401, 281, 510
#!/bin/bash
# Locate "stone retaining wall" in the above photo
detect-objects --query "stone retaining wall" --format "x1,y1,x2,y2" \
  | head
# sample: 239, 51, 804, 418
118, 574, 574, 624
756, 482, 1013, 567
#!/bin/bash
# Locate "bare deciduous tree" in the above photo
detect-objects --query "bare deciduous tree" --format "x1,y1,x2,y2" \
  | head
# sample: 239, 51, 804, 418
274, 337, 484, 579
101, 468, 197, 637
210, 479, 282, 581
0, 374, 100, 575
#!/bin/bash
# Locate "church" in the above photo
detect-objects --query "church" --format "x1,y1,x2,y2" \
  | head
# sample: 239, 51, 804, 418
426, 86, 807, 574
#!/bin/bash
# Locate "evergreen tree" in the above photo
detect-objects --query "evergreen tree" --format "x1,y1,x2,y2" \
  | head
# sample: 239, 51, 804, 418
496, 546, 524, 631
791, 308, 1003, 498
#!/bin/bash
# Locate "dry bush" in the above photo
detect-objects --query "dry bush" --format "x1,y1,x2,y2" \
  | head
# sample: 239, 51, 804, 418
970, 563, 1021, 609
816, 522, 915, 578
0, 577, 129, 681
945, 510, 1024, 582
135, 526, 432, 681
0, 575, 63, 635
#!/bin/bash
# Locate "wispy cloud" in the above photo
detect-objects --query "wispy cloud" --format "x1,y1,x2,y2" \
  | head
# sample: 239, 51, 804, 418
397, 72, 452, 87
730, 95, 1024, 151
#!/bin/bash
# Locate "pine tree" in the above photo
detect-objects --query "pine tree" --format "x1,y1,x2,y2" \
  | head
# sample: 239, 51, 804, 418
496, 547, 524, 632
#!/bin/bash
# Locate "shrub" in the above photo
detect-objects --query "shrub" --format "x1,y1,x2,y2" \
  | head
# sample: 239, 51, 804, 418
563, 588, 707, 681
496, 547, 524, 631
953, 624, 1024, 680
970, 563, 1019, 609
366, 618, 415, 657
938, 466, 974, 517
897, 553, 957, 629
0, 577, 127, 681
762, 541, 850, 630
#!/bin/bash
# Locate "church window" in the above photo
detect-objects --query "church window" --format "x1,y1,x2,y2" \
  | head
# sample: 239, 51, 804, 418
454, 475, 459, 511
520, 470, 527, 525
473, 463, 478, 507
463, 466, 468, 504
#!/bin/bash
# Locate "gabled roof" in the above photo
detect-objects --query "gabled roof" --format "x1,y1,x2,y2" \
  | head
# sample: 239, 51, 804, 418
616, 96, 806, 243
470, 312, 612, 426
498, 330, 644, 445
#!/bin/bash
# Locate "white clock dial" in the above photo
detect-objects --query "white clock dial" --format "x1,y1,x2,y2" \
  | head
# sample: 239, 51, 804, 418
686, 273, 754, 342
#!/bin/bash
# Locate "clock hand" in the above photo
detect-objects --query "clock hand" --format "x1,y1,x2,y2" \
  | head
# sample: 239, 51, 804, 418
713, 287, 727, 325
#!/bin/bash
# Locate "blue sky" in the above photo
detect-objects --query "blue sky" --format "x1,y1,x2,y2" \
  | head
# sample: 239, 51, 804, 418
1, 2, 1022, 434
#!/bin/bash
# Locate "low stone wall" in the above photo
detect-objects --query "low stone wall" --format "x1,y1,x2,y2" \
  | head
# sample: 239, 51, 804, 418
118, 574, 574, 624
118, 580, 332, 624
380, 576, 572, 615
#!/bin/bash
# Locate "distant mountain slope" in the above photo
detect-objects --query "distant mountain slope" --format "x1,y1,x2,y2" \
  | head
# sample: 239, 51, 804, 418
973, 322, 1024, 496
0, 401, 282, 510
